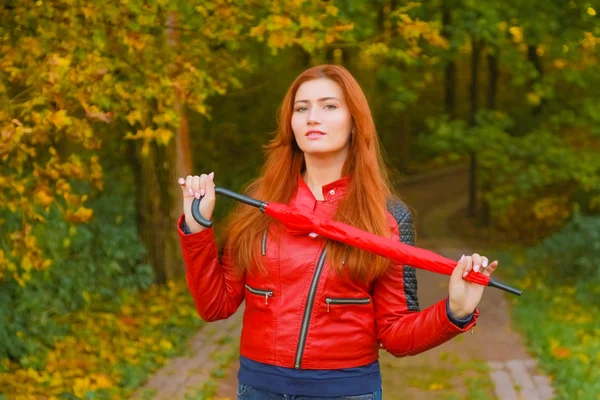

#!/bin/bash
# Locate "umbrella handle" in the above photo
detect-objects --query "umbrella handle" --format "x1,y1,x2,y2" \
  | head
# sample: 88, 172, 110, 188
190, 187, 268, 228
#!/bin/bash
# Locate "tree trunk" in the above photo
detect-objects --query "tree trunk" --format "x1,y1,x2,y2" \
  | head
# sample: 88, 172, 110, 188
132, 11, 193, 284
377, 0, 393, 44
134, 140, 185, 283
527, 44, 544, 115
442, 3, 456, 118
487, 50, 498, 110
468, 37, 481, 218
481, 49, 499, 226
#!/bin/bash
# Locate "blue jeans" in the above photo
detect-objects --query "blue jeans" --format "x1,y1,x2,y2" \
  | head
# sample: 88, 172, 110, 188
236, 384, 383, 400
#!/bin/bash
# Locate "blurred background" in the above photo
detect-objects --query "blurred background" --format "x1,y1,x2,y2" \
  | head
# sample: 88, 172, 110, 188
0, 1, 598, 399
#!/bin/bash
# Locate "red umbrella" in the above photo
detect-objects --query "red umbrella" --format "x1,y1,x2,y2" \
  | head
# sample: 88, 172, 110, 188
191, 187, 522, 296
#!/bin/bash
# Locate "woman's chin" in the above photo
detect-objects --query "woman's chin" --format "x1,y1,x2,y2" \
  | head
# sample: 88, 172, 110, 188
302, 148, 346, 159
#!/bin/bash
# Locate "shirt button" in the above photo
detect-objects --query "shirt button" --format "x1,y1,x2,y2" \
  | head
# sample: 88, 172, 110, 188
329, 189, 335, 195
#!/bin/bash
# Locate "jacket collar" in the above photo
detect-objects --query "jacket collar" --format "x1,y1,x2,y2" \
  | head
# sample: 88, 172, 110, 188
293, 174, 350, 212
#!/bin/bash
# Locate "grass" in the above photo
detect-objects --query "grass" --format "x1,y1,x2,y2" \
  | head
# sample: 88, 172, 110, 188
500, 252, 600, 400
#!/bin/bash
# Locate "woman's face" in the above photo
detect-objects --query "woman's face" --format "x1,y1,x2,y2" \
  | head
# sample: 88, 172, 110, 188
291, 78, 353, 158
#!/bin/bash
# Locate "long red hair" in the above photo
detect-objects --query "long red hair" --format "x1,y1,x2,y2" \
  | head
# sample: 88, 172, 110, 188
224, 65, 400, 281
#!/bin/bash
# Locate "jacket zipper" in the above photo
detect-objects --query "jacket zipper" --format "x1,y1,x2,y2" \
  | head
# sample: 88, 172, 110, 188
261, 229, 267, 256
294, 247, 327, 369
245, 284, 273, 305
325, 297, 371, 312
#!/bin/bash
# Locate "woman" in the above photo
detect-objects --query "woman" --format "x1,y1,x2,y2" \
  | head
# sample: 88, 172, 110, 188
176, 65, 498, 399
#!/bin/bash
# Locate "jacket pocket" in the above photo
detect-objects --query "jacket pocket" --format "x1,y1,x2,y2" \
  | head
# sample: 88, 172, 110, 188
245, 284, 274, 305
325, 297, 371, 312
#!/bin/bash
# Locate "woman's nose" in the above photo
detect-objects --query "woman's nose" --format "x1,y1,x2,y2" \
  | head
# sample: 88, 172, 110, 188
308, 109, 321, 125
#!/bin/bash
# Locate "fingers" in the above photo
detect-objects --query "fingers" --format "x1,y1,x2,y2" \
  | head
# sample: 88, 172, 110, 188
468, 252, 498, 276
471, 253, 482, 273
482, 260, 499, 276
451, 254, 467, 283
179, 173, 214, 198
458, 252, 498, 279
204, 172, 215, 200
481, 256, 489, 269
454, 254, 473, 279
462, 255, 473, 278
193, 175, 204, 199
184, 175, 194, 197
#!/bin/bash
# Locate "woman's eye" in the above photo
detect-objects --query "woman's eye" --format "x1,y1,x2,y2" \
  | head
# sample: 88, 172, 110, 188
295, 107, 308, 112
324, 104, 337, 110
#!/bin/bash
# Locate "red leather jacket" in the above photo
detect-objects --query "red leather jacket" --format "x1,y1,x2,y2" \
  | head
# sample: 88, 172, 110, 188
178, 176, 477, 370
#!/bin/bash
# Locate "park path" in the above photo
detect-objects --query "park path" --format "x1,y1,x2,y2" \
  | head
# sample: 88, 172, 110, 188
134, 165, 554, 400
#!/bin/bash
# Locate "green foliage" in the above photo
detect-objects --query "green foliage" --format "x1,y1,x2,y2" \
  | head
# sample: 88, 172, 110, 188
511, 288, 600, 400
0, 166, 152, 363
496, 213, 600, 399
527, 212, 600, 288
420, 111, 600, 240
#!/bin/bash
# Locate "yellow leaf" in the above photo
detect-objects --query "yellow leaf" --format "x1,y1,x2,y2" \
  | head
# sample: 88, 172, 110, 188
299, 15, 316, 29
13, 181, 25, 194
577, 353, 590, 364
509, 26, 523, 43
124, 347, 137, 357
66, 207, 94, 223
13, 273, 25, 287
588, 7, 596, 16
160, 339, 173, 351
48, 110, 69, 129
20, 255, 32, 272
527, 92, 541, 106
554, 59, 567, 69
326, 5, 338, 16
155, 128, 173, 145
92, 373, 113, 388
428, 383, 444, 391
126, 110, 142, 126
35, 190, 54, 207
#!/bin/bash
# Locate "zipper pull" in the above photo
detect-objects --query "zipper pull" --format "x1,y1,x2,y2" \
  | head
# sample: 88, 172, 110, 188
265, 294, 269, 305
326, 298, 331, 312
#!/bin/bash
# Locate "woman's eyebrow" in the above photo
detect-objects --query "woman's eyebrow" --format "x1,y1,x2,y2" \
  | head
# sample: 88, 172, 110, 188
294, 97, 341, 104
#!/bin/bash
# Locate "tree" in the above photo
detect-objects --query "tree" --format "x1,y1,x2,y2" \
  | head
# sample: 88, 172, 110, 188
0, 0, 353, 284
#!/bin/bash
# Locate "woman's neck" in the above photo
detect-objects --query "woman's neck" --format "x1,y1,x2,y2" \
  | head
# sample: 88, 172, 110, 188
302, 153, 346, 200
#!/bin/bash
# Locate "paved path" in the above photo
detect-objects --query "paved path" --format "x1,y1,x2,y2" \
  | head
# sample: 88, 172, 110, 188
132, 307, 244, 400
137, 166, 554, 400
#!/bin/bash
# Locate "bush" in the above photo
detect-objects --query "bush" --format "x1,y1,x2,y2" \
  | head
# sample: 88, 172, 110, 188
526, 211, 600, 302
498, 213, 600, 399
0, 170, 153, 365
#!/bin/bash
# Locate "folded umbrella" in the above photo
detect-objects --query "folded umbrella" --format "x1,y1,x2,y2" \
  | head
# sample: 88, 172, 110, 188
191, 187, 522, 296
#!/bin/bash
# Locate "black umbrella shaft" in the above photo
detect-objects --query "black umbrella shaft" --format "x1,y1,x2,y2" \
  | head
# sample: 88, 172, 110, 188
488, 278, 522, 296
191, 187, 267, 228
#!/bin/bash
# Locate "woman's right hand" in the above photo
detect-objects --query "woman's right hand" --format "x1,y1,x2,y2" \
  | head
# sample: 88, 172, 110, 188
178, 172, 216, 234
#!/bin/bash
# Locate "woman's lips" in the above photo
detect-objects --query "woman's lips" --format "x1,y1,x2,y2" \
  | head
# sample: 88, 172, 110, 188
306, 130, 326, 139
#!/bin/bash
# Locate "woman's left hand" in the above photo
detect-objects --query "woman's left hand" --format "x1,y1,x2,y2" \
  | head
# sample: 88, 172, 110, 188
448, 253, 499, 319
